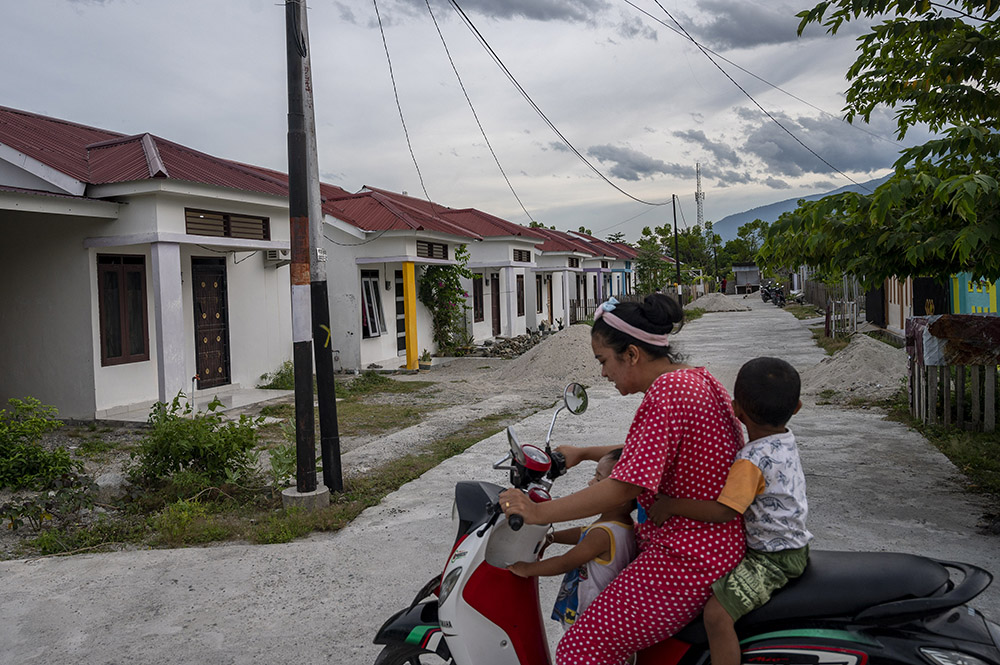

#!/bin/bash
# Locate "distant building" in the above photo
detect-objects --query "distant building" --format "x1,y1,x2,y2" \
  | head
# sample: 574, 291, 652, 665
733, 262, 760, 294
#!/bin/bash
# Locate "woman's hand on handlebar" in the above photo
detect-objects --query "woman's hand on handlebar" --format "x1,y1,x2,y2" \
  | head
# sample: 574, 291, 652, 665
499, 488, 541, 524
555, 445, 620, 470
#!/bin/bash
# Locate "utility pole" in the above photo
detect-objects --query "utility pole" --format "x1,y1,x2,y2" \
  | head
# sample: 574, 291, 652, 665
672, 194, 681, 307
284, 0, 326, 503
291, 0, 343, 493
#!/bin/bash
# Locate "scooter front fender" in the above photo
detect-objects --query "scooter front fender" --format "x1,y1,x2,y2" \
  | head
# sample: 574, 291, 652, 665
374, 601, 451, 660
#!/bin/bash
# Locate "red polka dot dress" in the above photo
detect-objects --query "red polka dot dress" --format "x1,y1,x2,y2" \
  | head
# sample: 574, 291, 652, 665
555, 367, 745, 665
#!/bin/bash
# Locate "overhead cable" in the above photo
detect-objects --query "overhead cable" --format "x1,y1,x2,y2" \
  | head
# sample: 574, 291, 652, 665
448, 0, 671, 207
424, 0, 535, 222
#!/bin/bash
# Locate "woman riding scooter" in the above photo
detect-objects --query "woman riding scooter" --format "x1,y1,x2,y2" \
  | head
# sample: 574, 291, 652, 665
501, 294, 744, 665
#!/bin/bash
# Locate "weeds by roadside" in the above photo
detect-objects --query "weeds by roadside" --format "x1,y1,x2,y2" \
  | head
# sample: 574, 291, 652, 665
810, 327, 850, 355
2, 374, 524, 559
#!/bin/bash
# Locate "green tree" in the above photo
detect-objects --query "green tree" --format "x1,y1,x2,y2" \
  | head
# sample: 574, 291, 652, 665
606, 232, 627, 244
578, 225, 593, 235
762, 0, 1000, 285
634, 227, 670, 294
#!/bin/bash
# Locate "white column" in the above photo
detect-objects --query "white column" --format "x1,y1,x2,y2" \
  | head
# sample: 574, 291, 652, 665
150, 242, 187, 403
504, 266, 516, 337
562, 270, 571, 329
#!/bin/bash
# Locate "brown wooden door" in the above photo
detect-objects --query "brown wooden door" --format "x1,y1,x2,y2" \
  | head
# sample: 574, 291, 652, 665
547, 278, 553, 325
491, 273, 501, 337
192, 258, 231, 389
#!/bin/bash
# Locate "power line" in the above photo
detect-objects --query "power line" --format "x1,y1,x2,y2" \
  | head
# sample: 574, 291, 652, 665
649, 0, 871, 192
423, 0, 535, 223
447, 0, 671, 207
619, 0, 896, 147
372, 0, 432, 202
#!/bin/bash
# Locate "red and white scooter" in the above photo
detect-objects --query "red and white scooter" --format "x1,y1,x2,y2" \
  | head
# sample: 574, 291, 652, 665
373, 383, 1000, 665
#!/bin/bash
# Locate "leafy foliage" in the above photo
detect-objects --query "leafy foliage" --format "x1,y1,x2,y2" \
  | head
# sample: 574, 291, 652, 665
0, 397, 79, 489
763, 0, 1000, 283
418, 244, 474, 355
128, 394, 262, 485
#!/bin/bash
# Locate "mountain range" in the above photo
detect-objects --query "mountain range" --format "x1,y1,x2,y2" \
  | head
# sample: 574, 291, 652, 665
711, 174, 892, 242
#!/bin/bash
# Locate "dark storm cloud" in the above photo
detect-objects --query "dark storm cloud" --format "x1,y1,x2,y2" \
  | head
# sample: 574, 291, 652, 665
673, 129, 742, 167
738, 108, 901, 177
587, 144, 695, 181
687, 0, 800, 49
394, 0, 610, 22
764, 177, 792, 189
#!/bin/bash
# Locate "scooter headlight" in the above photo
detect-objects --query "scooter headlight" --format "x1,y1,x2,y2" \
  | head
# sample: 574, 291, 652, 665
920, 648, 992, 665
438, 566, 463, 605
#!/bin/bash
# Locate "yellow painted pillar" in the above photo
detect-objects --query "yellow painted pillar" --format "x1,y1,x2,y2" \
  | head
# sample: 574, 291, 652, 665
990, 281, 997, 313
951, 276, 960, 314
403, 261, 418, 370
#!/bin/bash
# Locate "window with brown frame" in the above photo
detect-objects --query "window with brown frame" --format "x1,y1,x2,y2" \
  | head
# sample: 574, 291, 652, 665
185, 208, 270, 240
513, 249, 531, 263
536, 275, 543, 313
417, 241, 448, 260
473, 274, 484, 322
97, 255, 149, 366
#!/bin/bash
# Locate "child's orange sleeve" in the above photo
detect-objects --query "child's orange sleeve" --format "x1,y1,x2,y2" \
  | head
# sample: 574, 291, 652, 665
717, 459, 765, 514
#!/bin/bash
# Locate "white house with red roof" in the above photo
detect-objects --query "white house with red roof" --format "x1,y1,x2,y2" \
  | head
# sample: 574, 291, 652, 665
0, 106, 295, 419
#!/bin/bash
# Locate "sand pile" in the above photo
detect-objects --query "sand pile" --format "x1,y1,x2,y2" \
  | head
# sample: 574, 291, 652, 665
684, 292, 751, 312
800, 333, 907, 401
494, 324, 606, 391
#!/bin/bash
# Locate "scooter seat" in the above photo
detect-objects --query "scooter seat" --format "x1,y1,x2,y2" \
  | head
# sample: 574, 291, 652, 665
675, 550, 952, 643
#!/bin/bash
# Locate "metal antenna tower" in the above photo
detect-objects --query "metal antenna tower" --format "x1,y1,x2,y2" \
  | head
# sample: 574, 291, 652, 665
695, 162, 705, 227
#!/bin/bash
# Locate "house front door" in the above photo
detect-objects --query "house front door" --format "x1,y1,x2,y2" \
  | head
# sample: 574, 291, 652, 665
491, 273, 501, 337
395, 270, 407, 354
547, 278, 553, 325
192, 257, 231, 389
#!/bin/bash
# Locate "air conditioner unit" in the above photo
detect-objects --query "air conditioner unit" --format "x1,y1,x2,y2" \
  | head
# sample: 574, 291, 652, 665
263, 249, 291, 267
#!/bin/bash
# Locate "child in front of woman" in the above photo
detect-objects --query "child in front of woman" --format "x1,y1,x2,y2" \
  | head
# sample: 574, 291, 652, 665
508, 448, 638, 629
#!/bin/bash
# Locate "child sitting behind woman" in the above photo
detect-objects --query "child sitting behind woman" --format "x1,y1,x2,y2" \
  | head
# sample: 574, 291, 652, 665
650, 356, 812, 665
508, 448, 638, 628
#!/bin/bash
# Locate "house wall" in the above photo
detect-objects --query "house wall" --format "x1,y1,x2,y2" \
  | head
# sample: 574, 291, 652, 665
0, 213, 101, 418
952, 272, 999, 314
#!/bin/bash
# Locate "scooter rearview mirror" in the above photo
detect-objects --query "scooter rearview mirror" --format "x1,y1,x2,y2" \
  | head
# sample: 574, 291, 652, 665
563, 382, 588, 415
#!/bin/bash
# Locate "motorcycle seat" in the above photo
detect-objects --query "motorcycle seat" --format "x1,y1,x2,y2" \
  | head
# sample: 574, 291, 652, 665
675, 550, 952, 643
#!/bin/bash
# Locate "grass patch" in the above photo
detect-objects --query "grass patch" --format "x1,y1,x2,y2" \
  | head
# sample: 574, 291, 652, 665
335, 402, 431, 436
810, 327, 850, 355
784, 304, 822, 320
684, 307, 705, 322
75, 437, 118, 458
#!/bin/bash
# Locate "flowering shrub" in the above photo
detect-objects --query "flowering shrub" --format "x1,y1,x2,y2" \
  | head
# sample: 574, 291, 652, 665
417, 244, 473, 355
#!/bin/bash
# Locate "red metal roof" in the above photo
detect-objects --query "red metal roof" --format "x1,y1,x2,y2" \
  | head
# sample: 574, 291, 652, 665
323, 189, 481, 240
0, 106, 121, 181
0, 106, 288, 197
440, 208, 545, 240
525, 226, 598, 256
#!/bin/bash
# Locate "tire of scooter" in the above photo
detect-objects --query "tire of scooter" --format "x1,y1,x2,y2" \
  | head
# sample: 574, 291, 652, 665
374, 644, 450, 664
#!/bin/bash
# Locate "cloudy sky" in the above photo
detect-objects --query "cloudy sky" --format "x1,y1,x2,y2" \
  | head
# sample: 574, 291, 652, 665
2, 0, 929, 241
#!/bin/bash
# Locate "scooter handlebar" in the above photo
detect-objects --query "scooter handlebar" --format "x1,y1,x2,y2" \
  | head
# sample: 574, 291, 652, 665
508, 514, 524, 531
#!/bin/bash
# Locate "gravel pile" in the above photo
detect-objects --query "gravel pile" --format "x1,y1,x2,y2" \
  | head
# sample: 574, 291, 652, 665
800, 333, 908, 401
494, 323, 606, 391
685, 292, 751, 312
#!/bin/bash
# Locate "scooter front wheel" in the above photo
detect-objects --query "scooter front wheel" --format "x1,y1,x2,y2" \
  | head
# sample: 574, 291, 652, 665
374, 645, 452, 665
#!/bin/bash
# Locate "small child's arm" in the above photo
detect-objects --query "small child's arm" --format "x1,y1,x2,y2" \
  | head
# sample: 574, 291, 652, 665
649, 495, 739, 526
508, 527, 610, 578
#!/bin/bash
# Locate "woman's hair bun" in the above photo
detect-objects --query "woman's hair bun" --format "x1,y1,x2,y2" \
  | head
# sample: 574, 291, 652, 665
641, 293, 684, 335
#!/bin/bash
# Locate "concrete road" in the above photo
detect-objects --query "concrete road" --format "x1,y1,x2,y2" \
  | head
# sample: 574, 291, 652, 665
1, 296, 997, 665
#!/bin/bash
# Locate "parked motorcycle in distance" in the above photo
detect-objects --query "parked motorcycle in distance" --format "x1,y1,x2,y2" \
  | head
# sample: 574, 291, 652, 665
760, 283, 773, 302
373, 384, 1000, 665
772, 285, 787, 307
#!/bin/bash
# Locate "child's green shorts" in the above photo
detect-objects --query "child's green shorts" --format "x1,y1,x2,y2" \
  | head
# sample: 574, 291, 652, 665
712, 545, 809, 621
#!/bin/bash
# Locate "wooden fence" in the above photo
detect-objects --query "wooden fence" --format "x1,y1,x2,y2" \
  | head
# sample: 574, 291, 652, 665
907, 315, 999, 433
